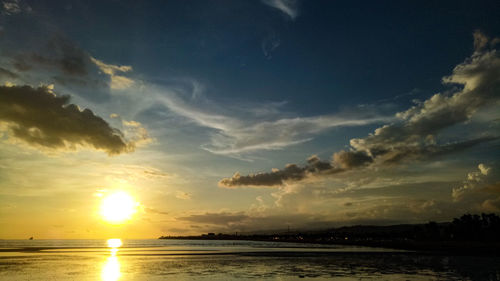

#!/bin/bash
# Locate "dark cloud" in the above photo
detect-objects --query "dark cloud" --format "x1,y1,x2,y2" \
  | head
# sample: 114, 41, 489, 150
5, 35, 113, 102
219, 31, 500, 187
177, 212, 248, 225
0, 67, 19, 79
219, 155, 335, 187
332, 150, 372, 169
12, 36, 89, 76
0, 85, 133, 155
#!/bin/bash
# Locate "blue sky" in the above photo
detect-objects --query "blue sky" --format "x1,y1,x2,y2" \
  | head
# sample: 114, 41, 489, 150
0, 0, 500, 238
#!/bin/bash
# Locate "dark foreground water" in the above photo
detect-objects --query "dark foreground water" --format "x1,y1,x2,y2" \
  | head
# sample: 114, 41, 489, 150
0, 239, 499, 280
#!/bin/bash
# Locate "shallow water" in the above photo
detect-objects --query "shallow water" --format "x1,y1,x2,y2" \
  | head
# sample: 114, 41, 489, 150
0, 239, 498, 280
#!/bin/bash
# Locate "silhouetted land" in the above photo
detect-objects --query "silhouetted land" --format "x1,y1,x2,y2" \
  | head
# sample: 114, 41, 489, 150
160, 213, 500, 255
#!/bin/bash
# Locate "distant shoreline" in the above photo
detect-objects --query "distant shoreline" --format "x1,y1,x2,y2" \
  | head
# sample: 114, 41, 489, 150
159, 213, 500, 256
159, 236, 500, 256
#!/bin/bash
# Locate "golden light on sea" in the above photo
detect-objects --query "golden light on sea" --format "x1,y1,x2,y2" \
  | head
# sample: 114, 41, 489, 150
102, 239, 122, 281
101, 256, 121, 281
99, 191, 138, 224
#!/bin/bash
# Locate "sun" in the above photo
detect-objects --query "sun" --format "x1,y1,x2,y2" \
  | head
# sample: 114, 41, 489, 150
100, 191, 137, 224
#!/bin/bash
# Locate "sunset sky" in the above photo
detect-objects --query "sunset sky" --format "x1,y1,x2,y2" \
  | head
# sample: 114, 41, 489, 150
1, 0, 500, 239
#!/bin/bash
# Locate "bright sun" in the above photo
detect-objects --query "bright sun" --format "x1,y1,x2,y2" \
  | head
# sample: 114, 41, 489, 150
100, 191, 137, 224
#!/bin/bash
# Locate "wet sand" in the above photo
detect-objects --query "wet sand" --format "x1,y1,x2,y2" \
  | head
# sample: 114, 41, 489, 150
0, 239, 499, 280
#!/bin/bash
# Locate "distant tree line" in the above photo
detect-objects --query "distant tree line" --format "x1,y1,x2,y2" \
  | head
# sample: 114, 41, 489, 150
414, 213, 500, 241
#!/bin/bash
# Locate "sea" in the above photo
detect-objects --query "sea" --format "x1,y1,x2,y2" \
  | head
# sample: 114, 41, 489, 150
0, 239, 499, 280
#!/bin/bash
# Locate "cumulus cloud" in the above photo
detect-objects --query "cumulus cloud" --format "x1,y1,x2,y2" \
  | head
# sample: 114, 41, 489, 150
262, 0, 299, 20
332, 150, 373, 169
452, 164, 492, 201
220, 31, 500, 187
0, 85, 136, 154
348, 38, 500, 165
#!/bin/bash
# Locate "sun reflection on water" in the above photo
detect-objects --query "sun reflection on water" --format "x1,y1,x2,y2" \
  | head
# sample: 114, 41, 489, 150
107, 238, 123, 249
101, 239, 122, 281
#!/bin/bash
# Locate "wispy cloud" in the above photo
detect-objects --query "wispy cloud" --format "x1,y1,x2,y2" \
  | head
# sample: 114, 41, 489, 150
148, 83, 391, 158
261, 32, 281, 59
261, 0, 299, 20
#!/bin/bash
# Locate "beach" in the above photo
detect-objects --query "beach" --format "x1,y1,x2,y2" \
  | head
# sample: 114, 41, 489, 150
1, 239, 499, 280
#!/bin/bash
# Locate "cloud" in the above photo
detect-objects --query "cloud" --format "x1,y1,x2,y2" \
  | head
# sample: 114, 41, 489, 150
1, 0, 30, 15
4, 33, 132, 98
220, 136, 497, 188
474, 30, 489, 52
332, 150, 373, 169
262, 32, 281, 59
262, 0, 299, 20
452, 164, 492, 201
0, 67, 19, 80
150, 84, 391, 157
122, 119, 152, 147
219, 155, 337, 187
91, 57, 134, 90
104, 164, 170, 182
205, 115, 391, 156
13, 36, 90, 76
481, 186, 500, 212
220, 31, 500, 187
177, 212, 248, 225
0, 85, 135, 155
348, 40, 500, 164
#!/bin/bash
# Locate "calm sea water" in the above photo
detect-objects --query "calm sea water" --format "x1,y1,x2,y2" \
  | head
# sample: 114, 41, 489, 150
0, 239, 499, 280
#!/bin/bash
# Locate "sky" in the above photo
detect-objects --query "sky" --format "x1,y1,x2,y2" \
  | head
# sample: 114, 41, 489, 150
0, 0, 500, 239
